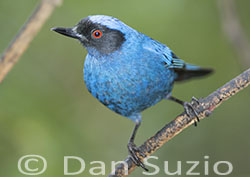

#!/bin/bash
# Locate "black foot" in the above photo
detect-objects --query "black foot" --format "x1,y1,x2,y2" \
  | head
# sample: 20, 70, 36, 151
184, 97, 200, 126
127, 142, 148, 171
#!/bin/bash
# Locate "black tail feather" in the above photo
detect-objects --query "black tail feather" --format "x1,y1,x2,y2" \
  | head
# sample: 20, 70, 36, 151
174, 67, 213, 82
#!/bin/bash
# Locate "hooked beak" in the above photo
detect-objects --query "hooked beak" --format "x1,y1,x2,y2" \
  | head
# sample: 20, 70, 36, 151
51, 27, 80, 39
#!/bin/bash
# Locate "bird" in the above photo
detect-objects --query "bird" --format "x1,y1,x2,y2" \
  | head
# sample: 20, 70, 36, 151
52, 15, 213, 171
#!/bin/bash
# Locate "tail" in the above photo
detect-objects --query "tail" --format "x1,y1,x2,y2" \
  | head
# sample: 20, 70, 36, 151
174, 64, 213, 82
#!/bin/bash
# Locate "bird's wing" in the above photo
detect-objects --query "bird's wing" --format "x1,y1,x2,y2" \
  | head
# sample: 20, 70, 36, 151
142, 37, 184, 68
142, 37, 173, 66
165, 50, 213, 81
142, 37, 213, 81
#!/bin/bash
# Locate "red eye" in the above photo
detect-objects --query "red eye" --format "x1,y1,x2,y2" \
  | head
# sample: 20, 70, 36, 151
92, 30, 102, 39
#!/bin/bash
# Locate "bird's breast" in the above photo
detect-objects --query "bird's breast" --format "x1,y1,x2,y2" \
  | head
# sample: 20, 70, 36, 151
83, 52, 175, 117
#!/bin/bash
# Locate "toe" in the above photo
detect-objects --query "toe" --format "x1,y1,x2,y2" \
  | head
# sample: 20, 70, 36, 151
184, 102, 199, 118
127, 142, 148, 171
191, 96, 200, 104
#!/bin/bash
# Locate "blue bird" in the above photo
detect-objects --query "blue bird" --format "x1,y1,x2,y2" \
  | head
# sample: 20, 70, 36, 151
52, 15, 213, 170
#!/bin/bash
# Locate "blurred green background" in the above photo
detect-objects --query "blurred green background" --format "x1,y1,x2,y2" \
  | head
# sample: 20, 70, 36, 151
0, 0, 250, 176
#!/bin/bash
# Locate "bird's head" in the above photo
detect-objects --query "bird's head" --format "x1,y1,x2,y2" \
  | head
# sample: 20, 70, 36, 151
52, 15, 135, 55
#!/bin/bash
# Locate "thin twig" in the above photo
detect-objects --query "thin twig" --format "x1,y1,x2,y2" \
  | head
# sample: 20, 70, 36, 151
0, 0, 63, 83
108, 67, 250, 177
218, 0, 250, 68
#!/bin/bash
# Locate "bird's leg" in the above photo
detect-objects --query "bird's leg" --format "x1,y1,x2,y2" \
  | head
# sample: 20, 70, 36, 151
127, 121, 149, 171
168, 96, 200, 126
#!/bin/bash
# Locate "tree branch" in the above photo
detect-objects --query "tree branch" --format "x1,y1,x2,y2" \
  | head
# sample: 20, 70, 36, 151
108, 67, 250, 177
0, 0, 63, 84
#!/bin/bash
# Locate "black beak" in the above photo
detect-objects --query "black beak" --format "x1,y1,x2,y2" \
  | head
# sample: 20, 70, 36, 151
51, 27, 79, 39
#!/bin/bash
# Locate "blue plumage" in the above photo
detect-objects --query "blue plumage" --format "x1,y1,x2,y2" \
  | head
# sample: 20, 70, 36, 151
84, 30, 175, 122
52, 15, 213, 170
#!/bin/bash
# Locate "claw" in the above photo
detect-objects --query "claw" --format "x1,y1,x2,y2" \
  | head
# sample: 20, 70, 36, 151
191, 96, 200, 105
168, 96, 201, 126
184, 102, 199, 118
184, 99, 200, 126
127, 142, 149, 171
